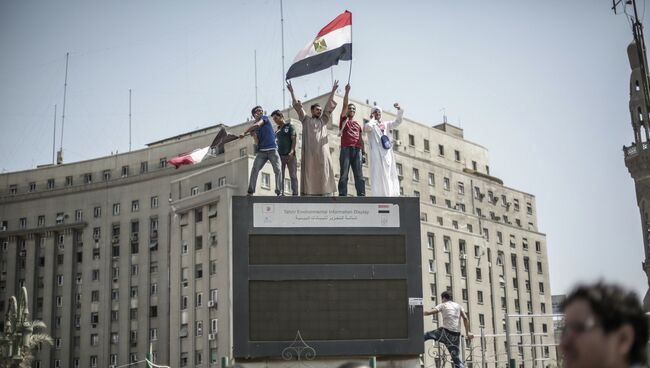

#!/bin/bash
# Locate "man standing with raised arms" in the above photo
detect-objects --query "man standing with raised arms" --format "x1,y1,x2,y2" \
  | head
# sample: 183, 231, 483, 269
240, 106, 282, 196
287, 80, 337, 196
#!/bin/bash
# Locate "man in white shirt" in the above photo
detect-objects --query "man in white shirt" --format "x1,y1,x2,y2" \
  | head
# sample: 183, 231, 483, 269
423, 291, 473, 368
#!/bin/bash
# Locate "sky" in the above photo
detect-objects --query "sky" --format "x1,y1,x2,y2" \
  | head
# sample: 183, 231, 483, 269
0, 1, 646, 298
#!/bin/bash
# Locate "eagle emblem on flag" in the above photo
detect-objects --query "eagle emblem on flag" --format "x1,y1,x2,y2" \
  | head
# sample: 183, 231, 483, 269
313, 38, 328, 53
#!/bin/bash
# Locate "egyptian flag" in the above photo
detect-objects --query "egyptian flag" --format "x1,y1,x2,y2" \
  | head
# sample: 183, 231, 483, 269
286, 11, 352, 80
167, 146, 210, 169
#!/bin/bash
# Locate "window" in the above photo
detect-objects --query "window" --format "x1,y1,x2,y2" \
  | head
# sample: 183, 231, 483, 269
91, 290, 99, 302
535, 241, 542, 252
437, 216, 443, 226
91, 334, 99, 346
29, 182, 37, 192
477, 290, 484, 304
130, 286, 138, 298
150, 305, 158, 317
190, 186, 199, 196
140, 161, 148, 173
457, 182, 464, 195
151, 283, 158, 295
112, 289, 119, 300
438, 144, 444, 156
47, 178, 55, 189
412, 168, 419, 182
462, 288, 468, 301
472, 160, 477, 171
408, 134, 415, 146
452, 220, 458, 229
111, 332, 119, 344
93, 207, 101, 218
445, 199, 452, 208
454, 150, 460, 161
19, 217, 26, 229
196, 320, 203, 336
513, 277, 518, 289
218, 176, 227, 186
429, 195, 436, 204
204, 181, 212, 191
9, 184, 17, 194
537, 261, 543, 274
428, 172, 435, 186
443, 177, 450, 190
210, 260, 217, 275
444, 262, 451, 274
261, 173, 270, 189
443, 236, 450, 252
92, 269, 99, 281
151, 196, 159, 208
424, 139, 430, 151
84, 173, 92, 184
113, 203, 120, 215
527, 202, 533, 215
414, 190, 420, 197
130, 308, 138, 320
131, 200, 139, 212
121, 165, 129, 177
159, 158, 167, 168
496, 231, 503, 244
56, 274, 64, 286
539, 282, 545, 294
65, 176, 73, 186
103, 170, 111, 181
196, 264, 203, 278
131, 264, 139, 275
393, 129, 400, 140
195, 209, 203, 223
478, 314, 485, 327
396, 163, 403, 176
150, 261, 158, 273
541, 303, 546, 313
513, 199, 520, 211
196, 292, 203, 307
476, 268, 482, 281
150, 328, 158, 341
427, 233, 435, 250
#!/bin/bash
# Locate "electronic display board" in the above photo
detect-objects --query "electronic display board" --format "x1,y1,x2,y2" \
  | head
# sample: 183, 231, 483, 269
233, 197, 423, 359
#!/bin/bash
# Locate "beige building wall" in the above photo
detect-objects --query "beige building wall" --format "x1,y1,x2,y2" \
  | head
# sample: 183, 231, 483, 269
0, 94, 555, 368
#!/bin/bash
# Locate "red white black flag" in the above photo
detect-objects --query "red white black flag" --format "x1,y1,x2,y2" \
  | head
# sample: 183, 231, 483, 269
286, 11, 352, 80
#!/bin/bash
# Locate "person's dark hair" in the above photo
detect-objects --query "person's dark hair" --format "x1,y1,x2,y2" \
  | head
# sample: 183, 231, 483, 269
271, 110, 283, 118
251, 105, 262, 116
441, 291, 452, 301
348, 103, 355, 108
560, 281, 649, 365
310, 103, 321, 110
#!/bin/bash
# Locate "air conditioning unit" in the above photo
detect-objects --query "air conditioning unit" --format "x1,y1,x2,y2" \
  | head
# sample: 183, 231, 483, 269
130, 233, 139, 242
19, 250, 26, 257
208, 333, 216, 341
151, 230, 158, 239
94, 241, 100, 249
459, 254, 467, 260
112, 236, 119, 244
58, 244, 65, 250
394, 140, 402, 146
207, 300, 216, 308
210, 233, 217, 246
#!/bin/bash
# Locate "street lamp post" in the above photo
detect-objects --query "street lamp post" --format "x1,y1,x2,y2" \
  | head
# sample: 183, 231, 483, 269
1, 287, 35, 367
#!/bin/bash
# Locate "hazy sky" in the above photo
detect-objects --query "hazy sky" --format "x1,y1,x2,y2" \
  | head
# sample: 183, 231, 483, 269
0, 1, 646, 297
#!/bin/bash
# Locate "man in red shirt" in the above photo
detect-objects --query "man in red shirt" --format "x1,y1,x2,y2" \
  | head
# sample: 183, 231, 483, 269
338, 83, 365, 196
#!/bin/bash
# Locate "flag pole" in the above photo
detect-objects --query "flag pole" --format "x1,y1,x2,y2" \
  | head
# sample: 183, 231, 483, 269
347, 10, 353, 84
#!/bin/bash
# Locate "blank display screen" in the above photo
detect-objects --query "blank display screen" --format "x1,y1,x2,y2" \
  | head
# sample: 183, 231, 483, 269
249, 234, 406, 264
249, 279, 408, 341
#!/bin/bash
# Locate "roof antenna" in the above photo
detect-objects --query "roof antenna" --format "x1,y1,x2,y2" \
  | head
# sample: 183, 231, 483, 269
57, 52, 70, 165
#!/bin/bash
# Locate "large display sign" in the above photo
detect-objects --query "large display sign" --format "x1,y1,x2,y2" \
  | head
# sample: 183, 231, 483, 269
232, 197, 423, 359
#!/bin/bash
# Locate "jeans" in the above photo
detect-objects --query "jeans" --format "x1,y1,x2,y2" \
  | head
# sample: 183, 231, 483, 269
424, 328, 464, 368
248, 150, 282, 195
338, 146, 365, 196
280, 154, 299, 196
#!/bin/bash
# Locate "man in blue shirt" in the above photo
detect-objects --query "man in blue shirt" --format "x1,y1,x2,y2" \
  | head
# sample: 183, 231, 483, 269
241, 106, 282, 195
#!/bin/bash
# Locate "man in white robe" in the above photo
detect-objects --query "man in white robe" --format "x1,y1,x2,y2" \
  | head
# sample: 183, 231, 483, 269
287, 80, 338, 196
363, 103, 403, 197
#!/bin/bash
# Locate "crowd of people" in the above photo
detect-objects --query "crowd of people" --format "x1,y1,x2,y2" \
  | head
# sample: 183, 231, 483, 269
240, 81, 403, 197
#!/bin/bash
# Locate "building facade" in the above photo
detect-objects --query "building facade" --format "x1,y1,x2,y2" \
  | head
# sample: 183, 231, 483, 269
0, 94, 555, 367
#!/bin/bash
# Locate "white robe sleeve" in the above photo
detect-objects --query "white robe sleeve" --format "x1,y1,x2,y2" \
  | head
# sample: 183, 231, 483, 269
385, 109, 404, 130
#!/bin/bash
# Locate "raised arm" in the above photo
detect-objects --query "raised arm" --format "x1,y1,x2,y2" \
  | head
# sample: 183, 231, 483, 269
287, 81, 305, 121
385, 103, 404, 130
341, 83, 350, 119
321, 80, 339, 125
240, 118, 265, 138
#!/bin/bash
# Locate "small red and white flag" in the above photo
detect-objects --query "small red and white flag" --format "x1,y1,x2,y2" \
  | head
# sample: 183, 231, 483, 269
286, 10, 352, 80
167, 146, 210, 169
